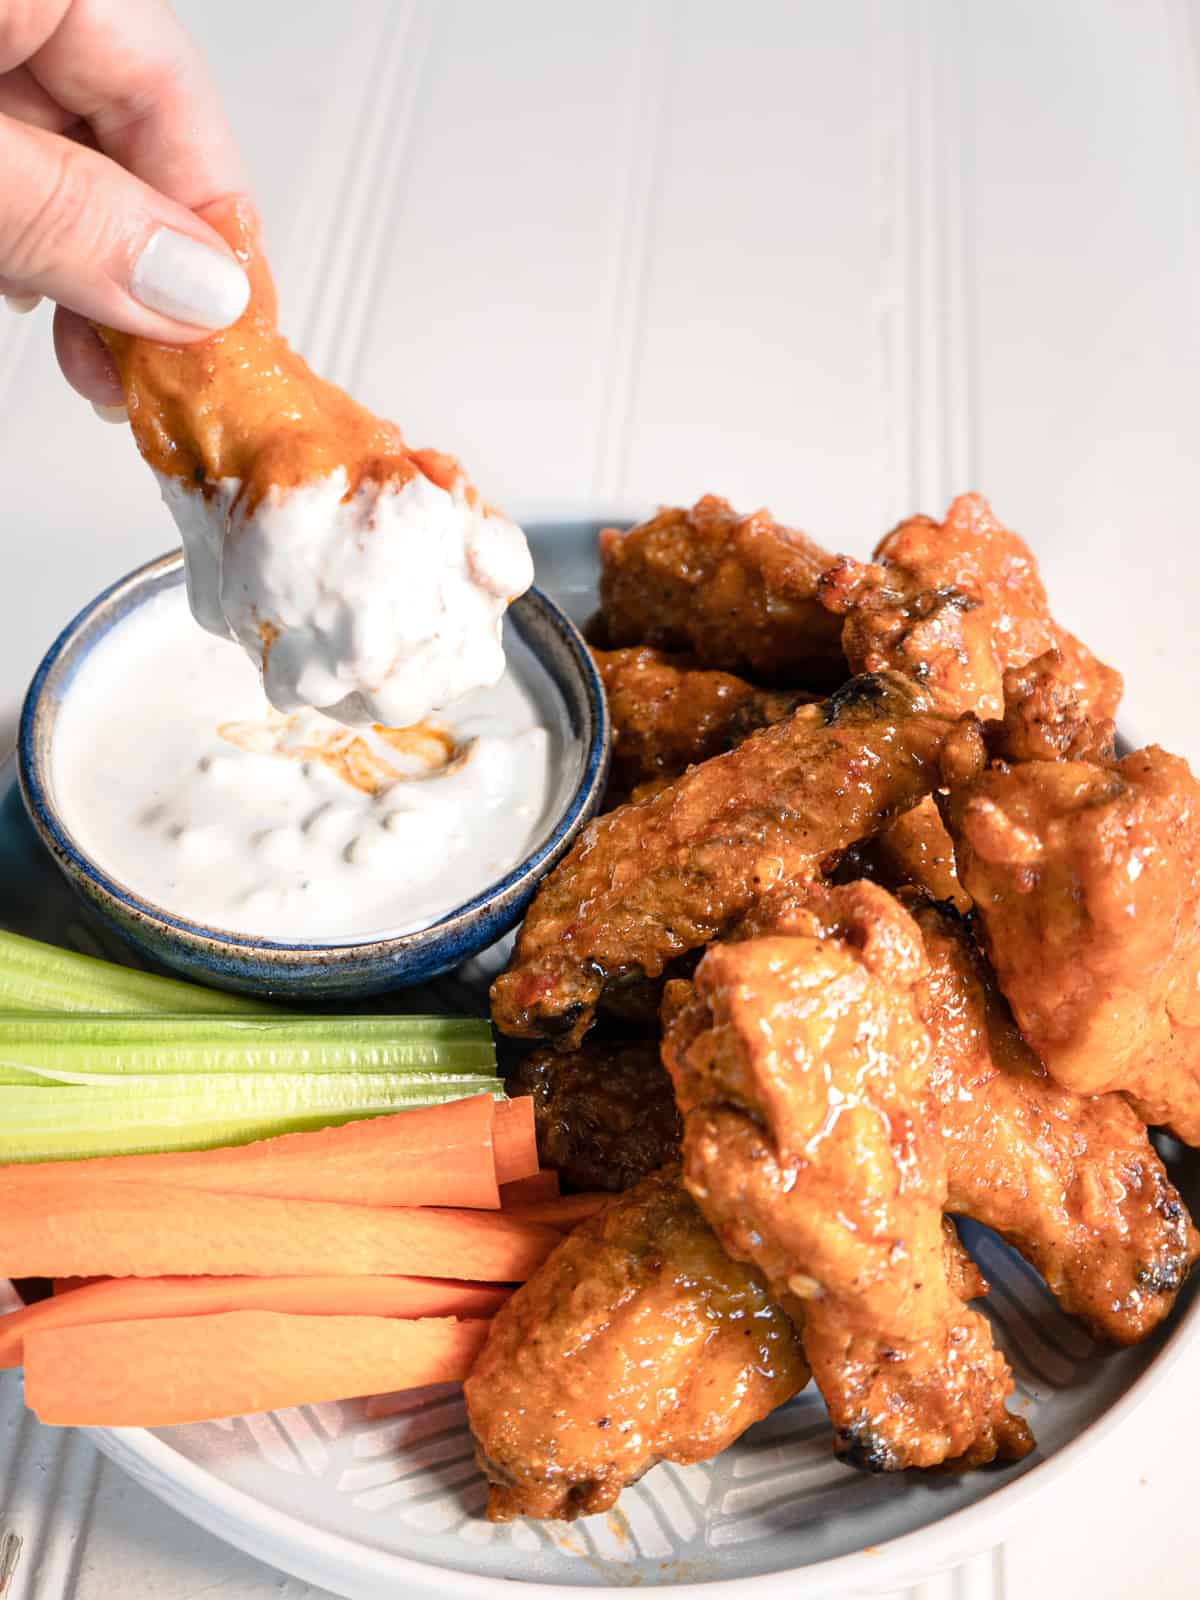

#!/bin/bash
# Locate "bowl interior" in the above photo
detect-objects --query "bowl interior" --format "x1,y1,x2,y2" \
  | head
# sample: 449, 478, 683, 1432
19, 552, 603, 955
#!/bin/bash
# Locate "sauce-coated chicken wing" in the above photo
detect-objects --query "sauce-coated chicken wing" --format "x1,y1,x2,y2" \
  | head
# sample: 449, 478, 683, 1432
595, 495, 844, 687
661, 882, 1031, 1471
491, 672, 976, 1046
819, 494, 1121, 724
942, 745, 1200, 1143
593, 646, 813, 806
986, 652, 1116, 766
465, 1167, 808, 1519
508, 1038, 682, 1192
99, 200, 530, 729
858, 796, 970, 913
912, 898, 1198, 1342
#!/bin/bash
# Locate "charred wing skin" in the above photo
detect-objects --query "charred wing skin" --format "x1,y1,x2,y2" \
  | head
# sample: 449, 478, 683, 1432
464, 1167, 809, 1521
912, 897, 1199, 1343
592, 646, 813, 808
661, 883, 1031, 1472
490, 671, 971, 1046
942, 747, 1200, 1144
819, 493, 1122, 724
507, 1038, 682, 1192
596, 495, 844, 687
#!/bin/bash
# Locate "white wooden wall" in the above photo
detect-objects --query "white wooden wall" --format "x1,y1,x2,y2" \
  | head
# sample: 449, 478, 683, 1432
2, 0, 1198, 753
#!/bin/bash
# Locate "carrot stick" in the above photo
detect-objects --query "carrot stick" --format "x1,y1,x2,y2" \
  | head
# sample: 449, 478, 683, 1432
0, 1095, 500, 1210
0, 1275, 511, 1369
0, 1179, 559, 1282
25, 1311, 490, 1426
492, 1096, 538, 1185
503, 1193, 611, 1228
499, 1170, 559, 1207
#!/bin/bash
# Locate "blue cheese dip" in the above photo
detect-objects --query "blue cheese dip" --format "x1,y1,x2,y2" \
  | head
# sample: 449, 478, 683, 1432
52, 587, 555, 941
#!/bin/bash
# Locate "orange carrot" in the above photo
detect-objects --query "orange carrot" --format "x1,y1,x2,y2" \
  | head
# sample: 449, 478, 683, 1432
0, 1096, 500, 1210
499, 1170, 559, 1207
503, 1193, 611, 1228
24, 1311, 490, 1426
0, 1275, 511, 1369
492, 1096, 538, 1185
0, 1178, 560, 1282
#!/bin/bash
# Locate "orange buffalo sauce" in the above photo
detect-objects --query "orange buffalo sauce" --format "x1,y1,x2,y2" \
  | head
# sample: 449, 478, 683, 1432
93, 196, 532, 734
97, 198, 446, 512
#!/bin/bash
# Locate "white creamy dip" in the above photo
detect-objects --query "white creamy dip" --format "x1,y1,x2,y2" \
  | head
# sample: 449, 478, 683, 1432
53, 588, 555, 942
160, 467, 534, 728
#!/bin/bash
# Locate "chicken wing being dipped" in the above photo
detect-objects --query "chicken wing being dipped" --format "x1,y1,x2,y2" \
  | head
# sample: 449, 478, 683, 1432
911, 897, 1198, 1343
662, 881, 1032, 1472
508, 1037, 682, 1192
464, 1166, 809, 1520
98, 199, 531, 729
942, 741, 1200, 1144
491, 671, 978, 1046
819, 493, 1122, 723
593, 646, 814, 806
594, 495, 845, 688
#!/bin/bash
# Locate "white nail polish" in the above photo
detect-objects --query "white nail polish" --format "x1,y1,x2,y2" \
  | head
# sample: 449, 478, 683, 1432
3, 293, 41, 314
92, 402, 128, 425
130, 228, 250, 329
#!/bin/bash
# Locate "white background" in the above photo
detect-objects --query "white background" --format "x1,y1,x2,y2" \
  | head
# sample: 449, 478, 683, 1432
0, 1, 1197, 1594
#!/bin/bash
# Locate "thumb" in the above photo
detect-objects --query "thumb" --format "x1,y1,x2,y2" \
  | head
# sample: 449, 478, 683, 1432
0, 112, 250, 339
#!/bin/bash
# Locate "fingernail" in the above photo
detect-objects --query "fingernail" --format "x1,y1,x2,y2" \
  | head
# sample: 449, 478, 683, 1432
3, 293, 41, 314
92, 402, 128, 424
130, 228, 250, 329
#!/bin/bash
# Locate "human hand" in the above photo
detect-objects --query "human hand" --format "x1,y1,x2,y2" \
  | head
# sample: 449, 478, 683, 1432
0, 0, 251, 412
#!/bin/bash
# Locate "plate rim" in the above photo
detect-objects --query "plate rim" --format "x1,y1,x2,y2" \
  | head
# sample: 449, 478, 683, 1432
80, 1276, 1198, 1600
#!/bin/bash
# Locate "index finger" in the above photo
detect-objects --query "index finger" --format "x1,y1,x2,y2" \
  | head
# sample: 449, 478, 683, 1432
24, 0, 247, 208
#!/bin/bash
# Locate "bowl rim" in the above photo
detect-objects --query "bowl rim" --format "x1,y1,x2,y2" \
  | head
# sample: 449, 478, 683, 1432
17, 549, 609, 960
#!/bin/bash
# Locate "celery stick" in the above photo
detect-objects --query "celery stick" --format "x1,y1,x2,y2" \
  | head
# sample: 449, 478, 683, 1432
0, 1095, 501, 1162
4, 1064, 500, 1091
0, 1063, 51, 1086
0, 1072, 503, 1162
0, 1072, 501, 1122
0, 1014, 494, 1077
0, 930, 282, 1015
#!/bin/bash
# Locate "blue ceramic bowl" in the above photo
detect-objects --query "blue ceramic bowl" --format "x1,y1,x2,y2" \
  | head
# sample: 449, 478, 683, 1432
18, 550, 609, 1001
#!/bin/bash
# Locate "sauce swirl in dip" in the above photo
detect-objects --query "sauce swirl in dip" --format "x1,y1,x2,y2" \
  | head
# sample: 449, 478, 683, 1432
52, 588, 555, 942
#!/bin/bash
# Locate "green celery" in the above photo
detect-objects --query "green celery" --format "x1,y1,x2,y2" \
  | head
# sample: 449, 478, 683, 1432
0, 930, 281, 1015
0, 1013, 494, 1078
0, 1072, 501, 1121
0, 1073, 503, 1161
0, 933, 504, 1166
0, 1095, 501, 1162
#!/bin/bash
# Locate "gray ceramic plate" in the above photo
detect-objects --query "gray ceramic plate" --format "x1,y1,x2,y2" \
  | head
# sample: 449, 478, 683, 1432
2, 520, 1197, 1599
